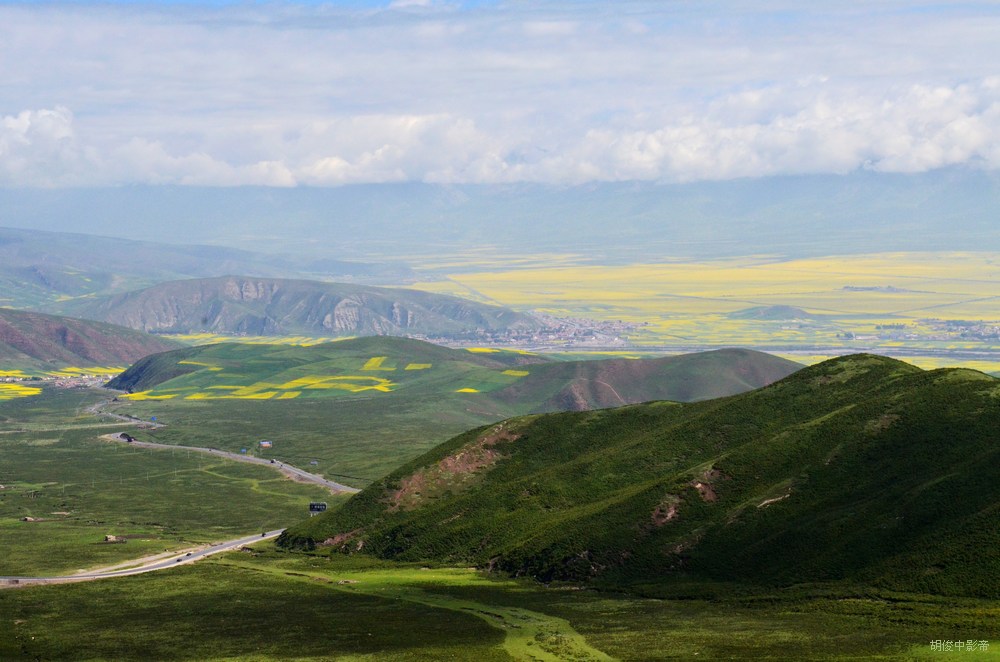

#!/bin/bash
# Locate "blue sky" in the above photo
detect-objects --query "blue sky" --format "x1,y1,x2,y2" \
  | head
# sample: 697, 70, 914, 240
1, 1, 999, 187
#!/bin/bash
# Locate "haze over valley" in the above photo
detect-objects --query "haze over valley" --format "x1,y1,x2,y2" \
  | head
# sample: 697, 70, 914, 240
2, 1, 999, 660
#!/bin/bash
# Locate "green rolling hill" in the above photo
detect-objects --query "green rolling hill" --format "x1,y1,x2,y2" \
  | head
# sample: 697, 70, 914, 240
53, 276, 544, 339
0, 308, 181, 373
102, 338, 799, 483
280, 354, 1000, 599
107, 337, 799, 411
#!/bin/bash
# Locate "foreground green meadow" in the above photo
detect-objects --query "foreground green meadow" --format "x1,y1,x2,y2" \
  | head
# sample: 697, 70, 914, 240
3, 546, 998, 660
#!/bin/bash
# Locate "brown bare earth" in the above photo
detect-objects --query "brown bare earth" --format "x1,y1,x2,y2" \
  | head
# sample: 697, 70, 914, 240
651, 495, 680, 527
322, 528, 364, 549
0, 307, 179, 367
387, 423, 521, 512
690, 468, 728, 503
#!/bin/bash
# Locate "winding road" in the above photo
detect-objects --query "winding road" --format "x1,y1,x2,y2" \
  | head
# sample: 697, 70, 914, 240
1, 530, 285, 587
103, 434, 360, 494
90, 395, 360, 494
0, 397, 359, 588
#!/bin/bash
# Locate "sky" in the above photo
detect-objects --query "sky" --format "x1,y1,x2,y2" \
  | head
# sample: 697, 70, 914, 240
1, 1, 999, 188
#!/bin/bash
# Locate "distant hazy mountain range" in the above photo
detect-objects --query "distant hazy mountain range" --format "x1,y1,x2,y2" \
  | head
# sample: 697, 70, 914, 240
282, 354, 1000, 599
0, 307, 180, 371
0, 226, 413, 309
4, 170, 998, 261
52, 276, 543, 339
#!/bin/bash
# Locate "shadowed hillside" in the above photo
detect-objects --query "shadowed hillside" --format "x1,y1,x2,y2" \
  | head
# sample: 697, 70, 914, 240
280, 355, 1000, 598
0, 308, 181, 371
495, 348, 801, 409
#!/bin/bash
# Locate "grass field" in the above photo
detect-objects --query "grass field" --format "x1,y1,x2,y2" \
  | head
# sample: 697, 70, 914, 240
1, 356, 998, 658
2, 547, 997, 660
409, 251, 1000, 371
0, 387, 344, 576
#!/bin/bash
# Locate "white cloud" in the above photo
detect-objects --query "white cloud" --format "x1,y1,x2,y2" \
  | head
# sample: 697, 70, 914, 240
1, 2, 999, 187
0, 107, 97, 187
522, 20, 578, 37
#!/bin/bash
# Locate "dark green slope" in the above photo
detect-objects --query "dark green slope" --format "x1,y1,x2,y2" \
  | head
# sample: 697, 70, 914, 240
280, 355, 1000, 598
54, 275, 543, 338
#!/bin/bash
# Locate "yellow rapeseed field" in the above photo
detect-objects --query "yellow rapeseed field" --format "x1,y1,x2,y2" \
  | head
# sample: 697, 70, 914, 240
45, 366, 126, 378
409, 251, 1000, 372
362, 356, 396, 371
0, 383, 43, 400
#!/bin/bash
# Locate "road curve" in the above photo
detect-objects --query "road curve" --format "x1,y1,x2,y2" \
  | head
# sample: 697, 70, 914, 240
104, 435, 360, 494
1, 530, 285, 587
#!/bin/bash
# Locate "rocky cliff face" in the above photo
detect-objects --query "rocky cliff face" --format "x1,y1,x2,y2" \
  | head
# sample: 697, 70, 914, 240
58, 276, 543, 338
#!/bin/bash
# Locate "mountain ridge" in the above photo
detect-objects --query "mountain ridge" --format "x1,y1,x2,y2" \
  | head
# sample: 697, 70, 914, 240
0, 225, 414, 308
52, 276, 543, 339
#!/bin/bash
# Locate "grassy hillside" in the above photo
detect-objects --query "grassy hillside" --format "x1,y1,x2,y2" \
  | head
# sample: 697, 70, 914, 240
53, 276, 544, 339
0, 308, 180, 374
106, 336, 546, 400
107, 337, 798, 409
101, 338, 799, 488
493, 348, 801, 408
280, 354, 1000, 598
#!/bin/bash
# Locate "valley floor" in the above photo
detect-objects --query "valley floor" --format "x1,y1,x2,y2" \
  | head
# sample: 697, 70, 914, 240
2, 545, 998, 660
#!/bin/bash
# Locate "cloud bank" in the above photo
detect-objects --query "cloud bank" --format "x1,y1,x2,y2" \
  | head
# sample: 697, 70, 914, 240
1, 1, 999, 187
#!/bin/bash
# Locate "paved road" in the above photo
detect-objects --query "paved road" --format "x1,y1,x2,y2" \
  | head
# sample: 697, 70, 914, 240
87, 398, 166, 429
105, 435, 360, 494
1, 530, 285, 586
